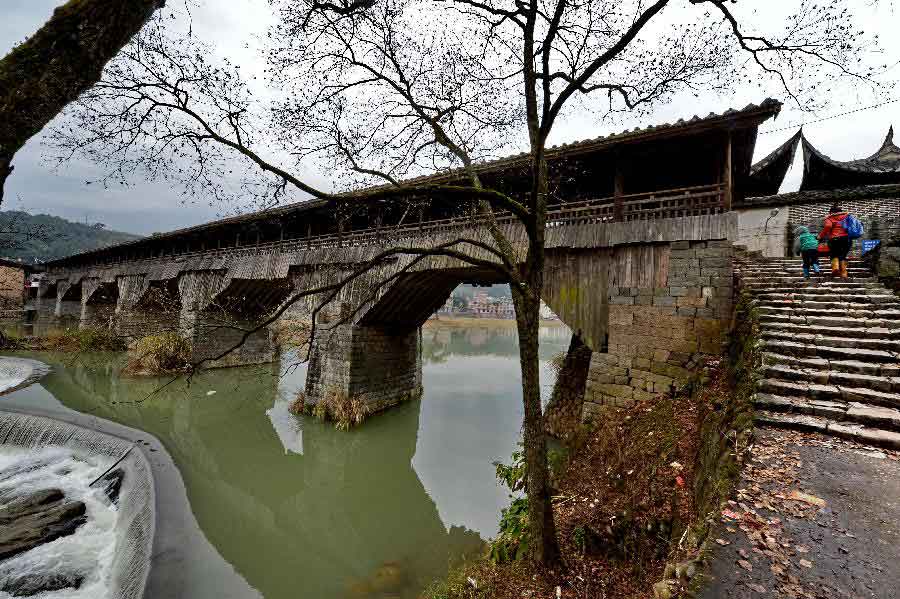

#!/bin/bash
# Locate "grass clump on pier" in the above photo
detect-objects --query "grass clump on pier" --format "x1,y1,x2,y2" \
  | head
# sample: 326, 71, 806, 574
124, 332, 191, 375
289, 388, 370, 430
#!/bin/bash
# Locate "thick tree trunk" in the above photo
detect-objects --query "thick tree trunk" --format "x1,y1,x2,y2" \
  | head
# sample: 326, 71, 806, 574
0, 0, 164, 203
513, 289, 560, 564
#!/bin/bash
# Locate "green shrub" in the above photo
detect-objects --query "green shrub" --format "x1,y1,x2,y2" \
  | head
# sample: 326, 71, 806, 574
124, 332, 191, 374
490, 446, 529, 563
490, 497, 530, 563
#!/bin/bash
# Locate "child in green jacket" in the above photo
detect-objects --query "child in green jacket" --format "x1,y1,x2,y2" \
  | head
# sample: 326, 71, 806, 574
793, 225, 820, 279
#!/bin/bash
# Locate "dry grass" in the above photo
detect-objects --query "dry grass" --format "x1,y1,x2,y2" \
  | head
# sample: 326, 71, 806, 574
425, 388, 711, 599
294, 387, 370, 430
123, 332, 191, 375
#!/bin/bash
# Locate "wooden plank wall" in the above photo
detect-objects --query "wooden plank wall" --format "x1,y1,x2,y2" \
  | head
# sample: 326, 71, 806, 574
606, 244, 670, 289
543, 243, 672, 351
543, 250, 611, 352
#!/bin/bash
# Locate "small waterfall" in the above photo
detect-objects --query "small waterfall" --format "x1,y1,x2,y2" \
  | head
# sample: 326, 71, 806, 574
0, 411, 155, 599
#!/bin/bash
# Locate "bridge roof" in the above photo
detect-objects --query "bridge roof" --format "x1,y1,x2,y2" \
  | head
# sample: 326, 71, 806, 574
46, 98, 782, 267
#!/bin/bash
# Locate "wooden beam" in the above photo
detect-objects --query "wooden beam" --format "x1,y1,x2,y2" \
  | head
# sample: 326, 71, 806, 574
613, 159, 625, 221
722, 131, 733, 211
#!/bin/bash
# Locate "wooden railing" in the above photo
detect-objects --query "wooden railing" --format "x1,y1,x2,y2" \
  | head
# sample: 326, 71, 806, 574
64, 183, 726, 269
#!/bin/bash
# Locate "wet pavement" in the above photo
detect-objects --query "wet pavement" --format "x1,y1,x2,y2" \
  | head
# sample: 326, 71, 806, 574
700, 428, 900, 599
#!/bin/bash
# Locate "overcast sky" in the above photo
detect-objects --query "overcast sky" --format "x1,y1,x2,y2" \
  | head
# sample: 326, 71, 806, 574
2, 0, 898, 235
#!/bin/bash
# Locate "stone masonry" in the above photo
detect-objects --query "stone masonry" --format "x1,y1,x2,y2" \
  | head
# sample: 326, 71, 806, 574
305, 324, 423, 413
582, 240, 734, 421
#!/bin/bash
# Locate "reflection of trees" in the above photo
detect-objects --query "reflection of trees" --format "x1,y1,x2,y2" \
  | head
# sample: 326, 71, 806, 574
422, 325, 570, 364
40, 361, 484, 599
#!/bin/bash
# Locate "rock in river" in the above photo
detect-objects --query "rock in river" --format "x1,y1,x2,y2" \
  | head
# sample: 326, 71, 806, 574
0, 488, 87, 561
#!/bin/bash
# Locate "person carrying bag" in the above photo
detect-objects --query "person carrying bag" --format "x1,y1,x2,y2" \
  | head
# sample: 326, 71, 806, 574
818, 204, 863, 279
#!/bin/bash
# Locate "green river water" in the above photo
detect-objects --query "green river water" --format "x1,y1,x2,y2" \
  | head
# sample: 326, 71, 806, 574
1, 323, 569, 599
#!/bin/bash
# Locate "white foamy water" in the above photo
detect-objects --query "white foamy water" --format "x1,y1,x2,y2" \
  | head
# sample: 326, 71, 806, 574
0, 446, 119, 599
0, 357, 50, 396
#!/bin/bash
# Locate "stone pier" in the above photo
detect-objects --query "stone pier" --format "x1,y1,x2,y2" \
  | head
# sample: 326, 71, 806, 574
305, 324, 423, 412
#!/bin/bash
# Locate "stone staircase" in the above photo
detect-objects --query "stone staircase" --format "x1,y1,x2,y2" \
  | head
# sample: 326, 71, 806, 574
735, 255, 900, 449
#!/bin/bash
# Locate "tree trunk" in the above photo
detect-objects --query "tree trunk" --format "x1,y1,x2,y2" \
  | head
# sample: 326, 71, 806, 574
513, 282, 561, 565
0, 0, 164, 203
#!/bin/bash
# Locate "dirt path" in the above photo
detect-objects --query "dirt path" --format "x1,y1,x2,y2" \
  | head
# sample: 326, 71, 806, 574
699, 428, 900, 599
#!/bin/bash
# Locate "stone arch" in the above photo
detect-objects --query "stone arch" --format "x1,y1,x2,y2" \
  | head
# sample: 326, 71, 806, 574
80, 277, 119, 329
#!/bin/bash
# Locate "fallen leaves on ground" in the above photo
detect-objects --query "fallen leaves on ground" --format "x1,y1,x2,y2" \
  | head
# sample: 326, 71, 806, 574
712, 430, 900, 599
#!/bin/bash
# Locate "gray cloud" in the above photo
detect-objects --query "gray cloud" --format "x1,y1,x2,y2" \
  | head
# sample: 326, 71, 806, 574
2, 0, 898, 235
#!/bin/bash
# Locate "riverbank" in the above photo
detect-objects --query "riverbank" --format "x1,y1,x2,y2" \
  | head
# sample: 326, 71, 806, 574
425, 359, 749, 599
0, 327, 125, 353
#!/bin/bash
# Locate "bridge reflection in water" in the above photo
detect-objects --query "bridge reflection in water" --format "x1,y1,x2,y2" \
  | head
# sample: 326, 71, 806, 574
3, 323, 569, 599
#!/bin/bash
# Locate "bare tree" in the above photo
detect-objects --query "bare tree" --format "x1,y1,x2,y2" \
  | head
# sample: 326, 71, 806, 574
50, 0, 883, 564
0, 0, 166, 204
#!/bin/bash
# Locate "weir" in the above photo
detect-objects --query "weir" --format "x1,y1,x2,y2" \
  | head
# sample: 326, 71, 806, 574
0, 409, 155, 599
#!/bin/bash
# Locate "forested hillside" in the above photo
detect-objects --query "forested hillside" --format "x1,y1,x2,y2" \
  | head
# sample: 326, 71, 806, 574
0, 211, 141, 263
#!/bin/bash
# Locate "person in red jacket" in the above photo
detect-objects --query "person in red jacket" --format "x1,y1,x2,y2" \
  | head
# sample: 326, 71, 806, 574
818, 204, 851, 278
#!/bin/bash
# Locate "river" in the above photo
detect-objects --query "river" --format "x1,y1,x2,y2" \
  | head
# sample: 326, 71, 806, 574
1, 322, 570, 599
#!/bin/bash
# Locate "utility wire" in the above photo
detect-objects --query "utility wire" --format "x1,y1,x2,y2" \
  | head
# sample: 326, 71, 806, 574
759, 98, 900, 135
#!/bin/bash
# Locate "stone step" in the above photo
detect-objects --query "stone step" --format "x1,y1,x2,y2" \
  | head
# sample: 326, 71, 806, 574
734, 262, 872, 278
760, 322, 900, 340
759, 314, 900, 330
754, 411, 900, 450
761, 364, 900, 392
735, 256, 866, 268
742, 282, 883, 291
757, 299, 900, 312
752, 286, 888, 297
758, 378, 900, 409
757, 305, 900, 320
754, 393, 900, 431
762, 353, 900, 378
761, 330, 900, 352
754, 292, 899, 305
761, 338, 898, 363
734, 274, 876, 283
735, 262, 869, 268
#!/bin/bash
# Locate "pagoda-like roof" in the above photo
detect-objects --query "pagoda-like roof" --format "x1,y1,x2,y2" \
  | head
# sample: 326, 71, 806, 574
745, 129, 802, 196
800, 126, 900, 191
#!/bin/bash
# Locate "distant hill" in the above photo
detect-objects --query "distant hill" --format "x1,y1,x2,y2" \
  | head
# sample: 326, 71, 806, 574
0, 211, 141, 264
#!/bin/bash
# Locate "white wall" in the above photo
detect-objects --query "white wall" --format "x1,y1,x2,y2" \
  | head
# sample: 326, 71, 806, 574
736, 206, 789, 257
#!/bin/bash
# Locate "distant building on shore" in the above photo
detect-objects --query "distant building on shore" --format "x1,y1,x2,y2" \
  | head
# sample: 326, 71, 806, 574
429, 288, 559, 321
468, 291, 515, 319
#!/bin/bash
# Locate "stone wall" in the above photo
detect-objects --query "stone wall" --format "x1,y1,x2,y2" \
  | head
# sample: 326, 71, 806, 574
582, 240, 733, 421
306, 324, 422, 412
0, 265, 24, 308
870, 231, 900, 295
113, 309, 180, 340
190, 316, 277, 368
